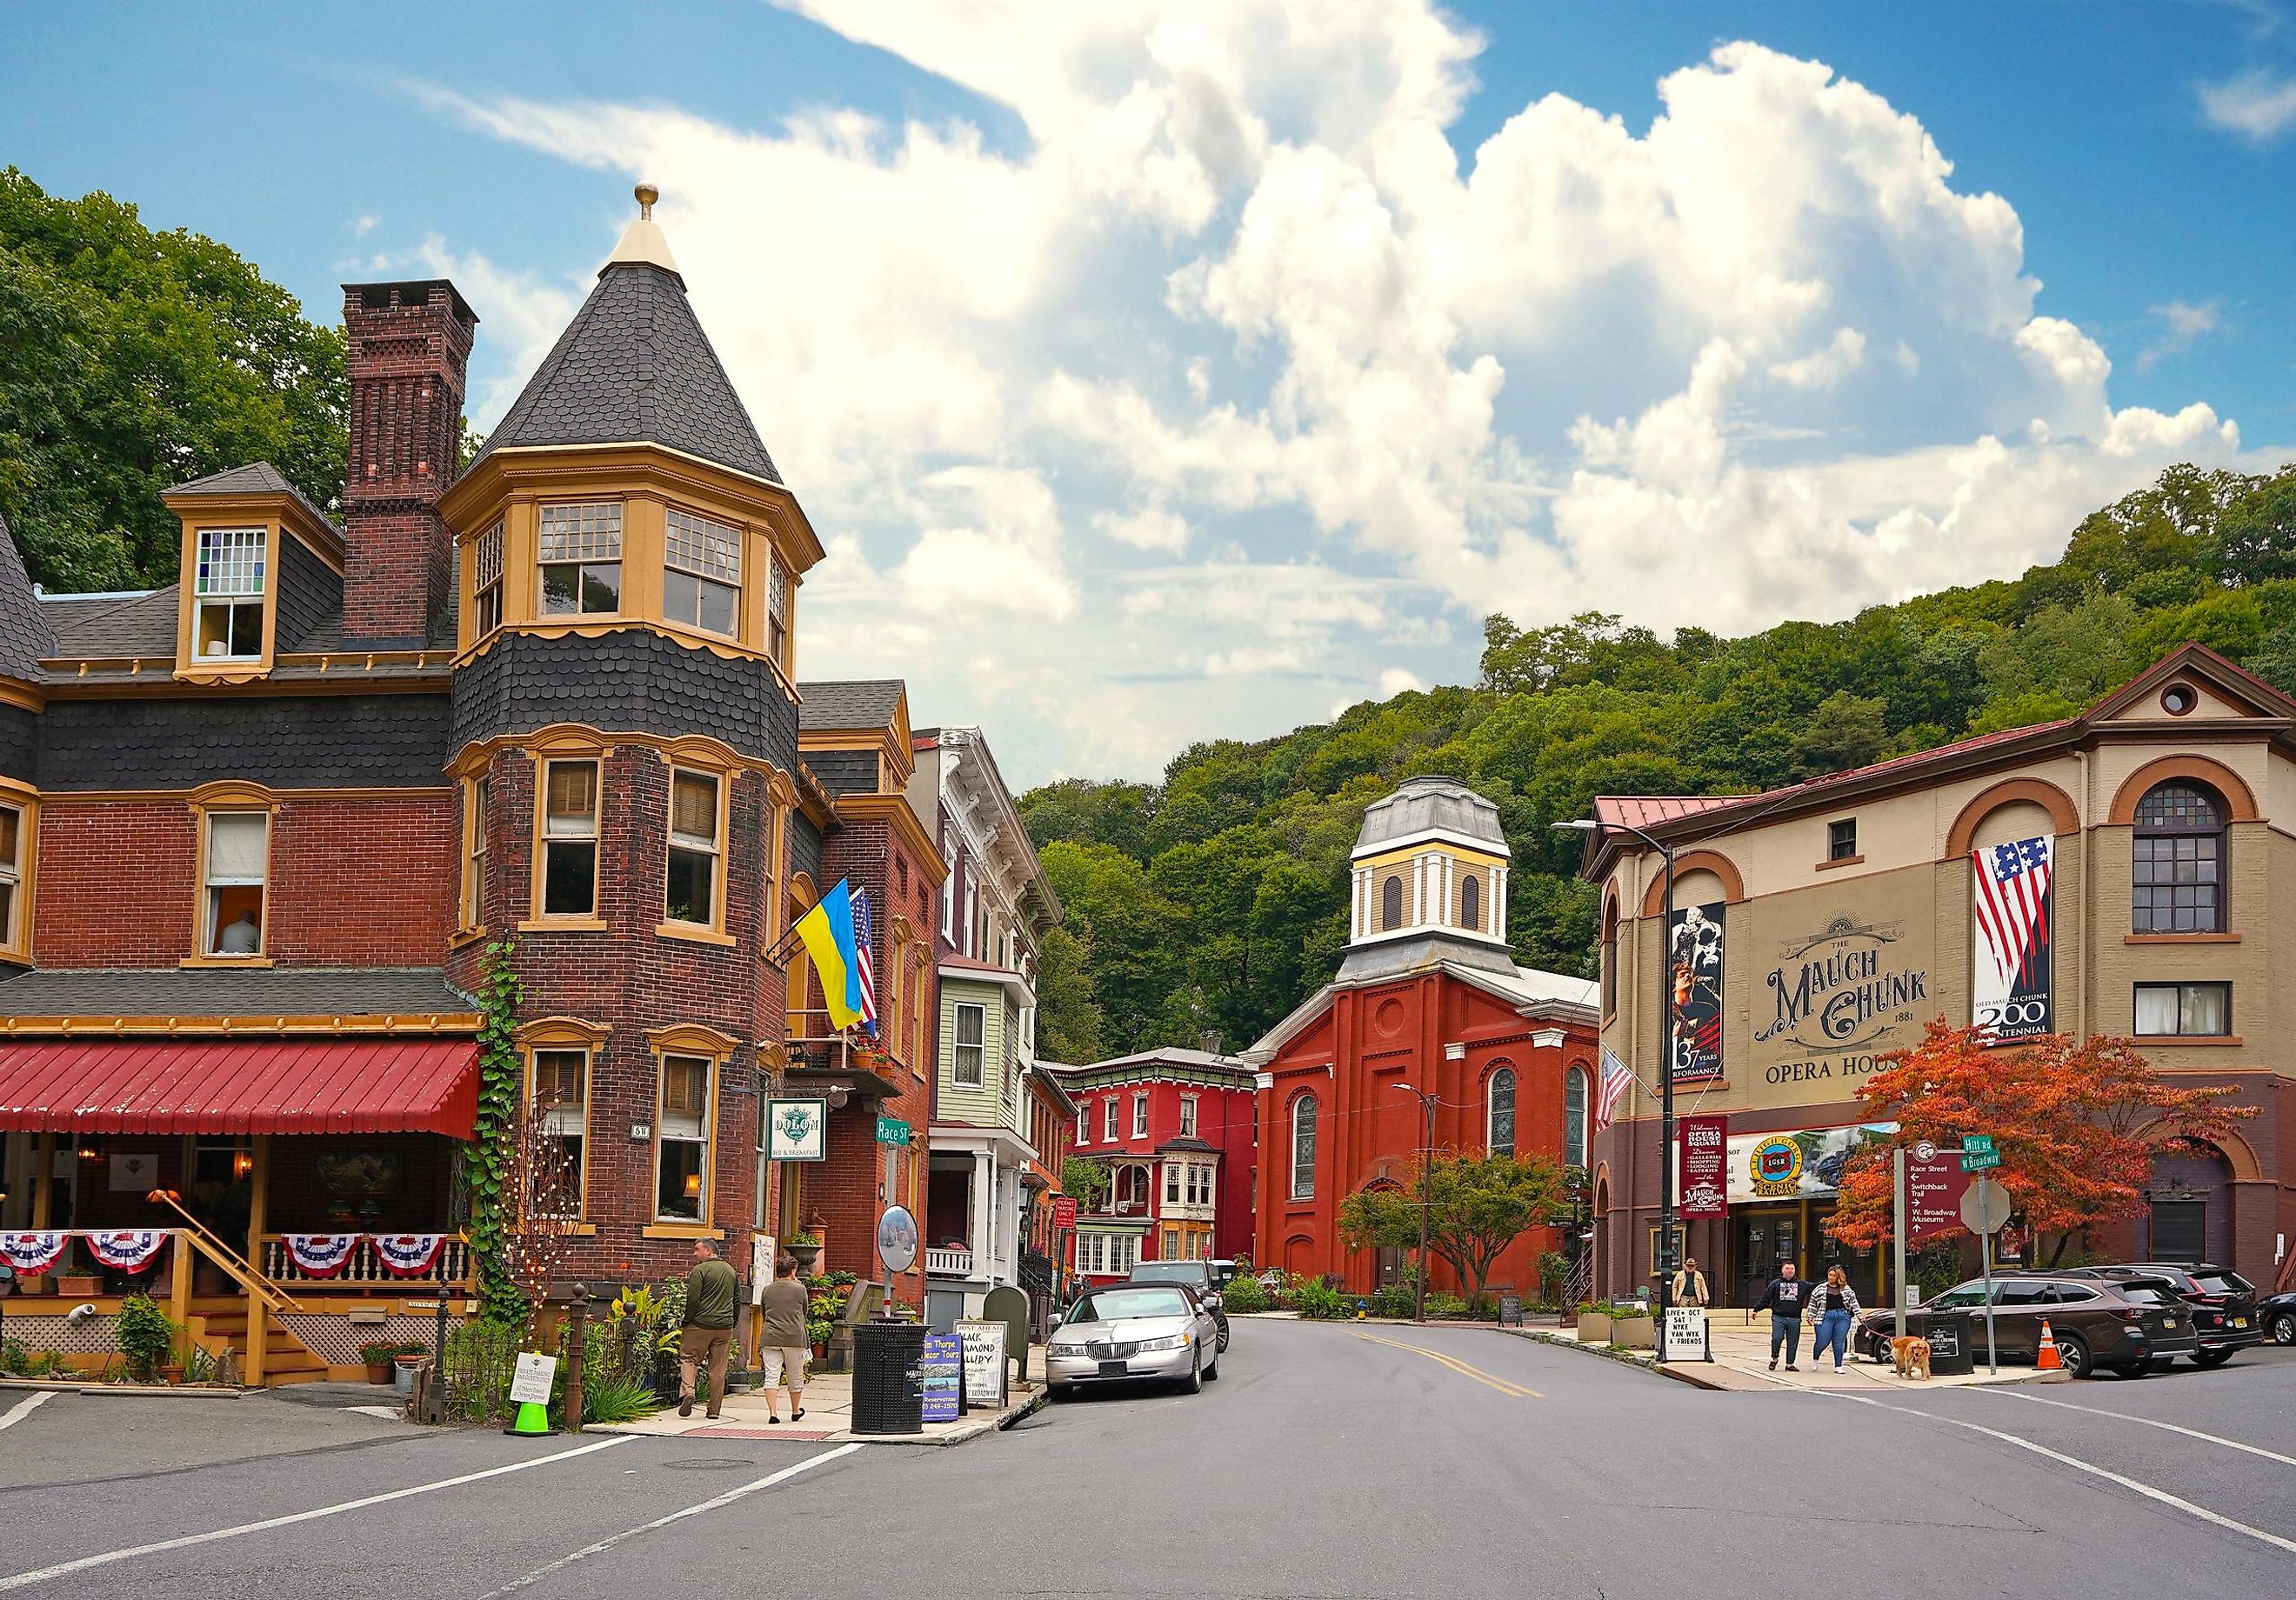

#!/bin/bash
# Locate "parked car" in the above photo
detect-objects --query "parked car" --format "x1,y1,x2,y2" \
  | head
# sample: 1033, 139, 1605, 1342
2052, 1263, 2262, 1367
1045, 1283, 1222, 1399
2259, 1289, 2296, 1347
1855, 1273, 2196, 1377
1124, 1260, 1230, 1350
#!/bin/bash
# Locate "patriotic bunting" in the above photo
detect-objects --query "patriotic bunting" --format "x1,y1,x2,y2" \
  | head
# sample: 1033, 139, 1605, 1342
281, 1233, 360, 1277
370, 1234, 447, 1277
0, 1231, 70, 1275
82, 1230, 169, 1273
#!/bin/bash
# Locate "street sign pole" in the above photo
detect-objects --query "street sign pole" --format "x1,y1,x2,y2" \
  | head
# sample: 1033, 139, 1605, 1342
1892, 1145, 1908, 1342
1978, 1176, 1999, 1375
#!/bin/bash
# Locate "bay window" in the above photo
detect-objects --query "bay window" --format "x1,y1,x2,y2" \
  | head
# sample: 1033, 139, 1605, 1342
473, 518, 504, 637
656, 1054, 712, 1222
767, 551, 791, 664
665, 769, 722, 927
540, 760, 599, 917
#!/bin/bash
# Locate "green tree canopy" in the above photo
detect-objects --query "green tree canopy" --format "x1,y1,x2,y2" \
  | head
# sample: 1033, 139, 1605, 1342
1337, 1152, 1570, 1306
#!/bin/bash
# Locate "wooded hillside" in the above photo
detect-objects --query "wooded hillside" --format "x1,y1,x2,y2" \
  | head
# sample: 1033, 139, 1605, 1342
1021, 462, 2296, 1061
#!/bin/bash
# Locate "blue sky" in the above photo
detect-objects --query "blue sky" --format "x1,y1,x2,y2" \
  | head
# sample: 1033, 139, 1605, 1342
7, 2, 2295, 783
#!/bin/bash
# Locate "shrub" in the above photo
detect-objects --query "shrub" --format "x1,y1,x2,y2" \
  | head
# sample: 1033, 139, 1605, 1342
114, 1294, 176, 1382
1220, 1275, 1268, 1314
1423, 1292, 1470, 1320
581, 1370, 660, 1425
359, 1341, 400, 1364
1367, 1283, 1417, 1319
0, 1337, 28, 1374
1291, 1277, 1350, 1321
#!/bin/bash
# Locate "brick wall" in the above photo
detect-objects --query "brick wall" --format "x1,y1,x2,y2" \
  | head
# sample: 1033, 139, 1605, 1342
341, 282, 474, 646
30, 793, 456, 968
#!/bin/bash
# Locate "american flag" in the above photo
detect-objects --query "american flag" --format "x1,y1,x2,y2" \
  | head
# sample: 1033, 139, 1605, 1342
1972, 837, 2051, 994
851, 889, 880, 1038
1595, 1047, 1635, 1132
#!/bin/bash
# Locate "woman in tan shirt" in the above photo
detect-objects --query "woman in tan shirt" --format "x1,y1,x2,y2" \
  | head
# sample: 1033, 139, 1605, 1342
756, 1253, 811, 1423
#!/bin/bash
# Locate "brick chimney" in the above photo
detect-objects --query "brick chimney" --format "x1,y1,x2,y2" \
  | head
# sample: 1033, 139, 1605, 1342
339, 281, 477, 648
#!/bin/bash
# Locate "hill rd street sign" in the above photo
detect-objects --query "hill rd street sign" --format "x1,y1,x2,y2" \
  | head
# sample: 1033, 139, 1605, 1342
1960, 1134, 2000, 1172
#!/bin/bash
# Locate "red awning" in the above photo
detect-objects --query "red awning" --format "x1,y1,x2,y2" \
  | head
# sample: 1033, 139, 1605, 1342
0, 1037, 480, 1137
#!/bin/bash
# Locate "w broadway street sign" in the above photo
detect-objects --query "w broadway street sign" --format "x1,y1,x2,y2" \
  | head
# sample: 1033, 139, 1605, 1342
1959, 1134, 2001, 1172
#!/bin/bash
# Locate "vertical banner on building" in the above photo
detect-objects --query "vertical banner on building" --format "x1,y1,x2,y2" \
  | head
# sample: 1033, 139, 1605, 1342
1678, 1113, 1728, 1218
1971, 837, 2052, 1044
1667, 901, 1725, 1082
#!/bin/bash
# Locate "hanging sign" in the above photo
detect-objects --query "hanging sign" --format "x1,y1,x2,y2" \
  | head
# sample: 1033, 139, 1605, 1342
508, 1351, 558, 1405
0, 1231, 70, 1274
957, 1318, 1008, 1407
1972, 837, 2052, 1044
1678, 1113, 1728, 1218
1667, 901, 1726, 1083
920, 1332, 964, 1423
371, 1234, 449, 1277
282, 1234, 360, 1277
83, 1230, 169, 1272
765, 1098, 830, 1162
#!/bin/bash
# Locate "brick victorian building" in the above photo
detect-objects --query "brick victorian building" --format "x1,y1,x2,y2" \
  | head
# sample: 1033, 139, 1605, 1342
1246, 777, 1599, 1302
0, 190, 863, 1378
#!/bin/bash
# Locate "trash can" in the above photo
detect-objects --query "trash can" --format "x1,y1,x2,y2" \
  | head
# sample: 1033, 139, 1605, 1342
1921, 1310, 1974, 1377
849, 1320, 925, 1437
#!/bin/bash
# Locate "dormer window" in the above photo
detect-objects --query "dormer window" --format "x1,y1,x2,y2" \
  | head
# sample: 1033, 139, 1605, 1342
664, 507, 741, 637
473, 518, 504, 636
538, 502, 622, 616
194, 528, 267, 658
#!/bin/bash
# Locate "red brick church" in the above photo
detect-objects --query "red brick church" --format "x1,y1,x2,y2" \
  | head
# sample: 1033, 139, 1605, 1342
1246, 777, 1599, 1301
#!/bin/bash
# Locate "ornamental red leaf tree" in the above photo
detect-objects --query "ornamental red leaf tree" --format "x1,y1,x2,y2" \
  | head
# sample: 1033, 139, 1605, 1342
1825, 1020, 2253, 1265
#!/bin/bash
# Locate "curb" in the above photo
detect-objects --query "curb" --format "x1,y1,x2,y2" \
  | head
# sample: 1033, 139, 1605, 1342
1498, 1326, 1668, 1377
0, 1378, 245, 1399
824, 1387, 1045, 1448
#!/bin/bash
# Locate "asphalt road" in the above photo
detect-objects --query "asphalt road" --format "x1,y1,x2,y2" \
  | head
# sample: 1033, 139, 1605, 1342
0, 1327, 2290, 1597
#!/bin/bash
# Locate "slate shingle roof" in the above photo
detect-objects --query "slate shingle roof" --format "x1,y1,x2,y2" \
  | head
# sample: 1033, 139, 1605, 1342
467, 261, 781, 486
0, 517, 58, 677
38, 587, 180, 658
0, 965, 473, 1019
168, 460, 341, 534
798, 679, 904, 731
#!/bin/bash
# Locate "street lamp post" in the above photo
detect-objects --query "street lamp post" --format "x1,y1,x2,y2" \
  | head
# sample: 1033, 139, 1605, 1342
1391, 1082, 1438, 1324
1555, 815, 1677, 1362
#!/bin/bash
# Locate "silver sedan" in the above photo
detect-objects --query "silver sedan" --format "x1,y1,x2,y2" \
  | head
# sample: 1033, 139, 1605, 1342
1045, 1283, 1221, 1398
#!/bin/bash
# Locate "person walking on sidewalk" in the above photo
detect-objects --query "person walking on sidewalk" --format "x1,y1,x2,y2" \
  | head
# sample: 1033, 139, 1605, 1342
1748, 1260, 1806, 1370
678, 1237, 739, 1420
1671, 1257, 1714, 1362
756, 1252, 811, 1425
1807, 1265, 1862, 1372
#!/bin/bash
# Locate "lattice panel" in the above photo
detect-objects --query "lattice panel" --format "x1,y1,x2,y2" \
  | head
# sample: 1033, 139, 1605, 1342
3, 1312, 119, 1355
282, 1313, 464, 1366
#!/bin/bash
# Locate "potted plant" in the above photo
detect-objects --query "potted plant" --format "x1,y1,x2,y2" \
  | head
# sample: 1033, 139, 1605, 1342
57, 1270, 101, 1299
393, 1343, 428, 1396
360, 1340, 399, 1385
1612, 1302, 1657, 1349
786, 1233, 823, 1272
1576, 1302, 1612, 1343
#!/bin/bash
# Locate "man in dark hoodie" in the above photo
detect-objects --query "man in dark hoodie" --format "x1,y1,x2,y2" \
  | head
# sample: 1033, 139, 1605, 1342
1749, 1261, 1805, 1370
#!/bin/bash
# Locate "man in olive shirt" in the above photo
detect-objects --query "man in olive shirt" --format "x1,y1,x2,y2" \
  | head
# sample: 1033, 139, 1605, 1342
678, 1238, 740, 1418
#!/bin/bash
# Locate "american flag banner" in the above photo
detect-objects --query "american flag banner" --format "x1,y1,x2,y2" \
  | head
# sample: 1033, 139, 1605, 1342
851, 889, 880, 1038
1972, 834, 2052, 1043
1594, 1047, 1637, 1132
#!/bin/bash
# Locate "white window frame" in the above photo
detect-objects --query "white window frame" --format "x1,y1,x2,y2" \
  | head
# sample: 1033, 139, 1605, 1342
1103, 1097, 1118, 1141
1131, 1091, 1149, 1138
952, 1002, 987, 1086
1178, 1095, 1198, 1138
1565, 1065, 1589, 1169
193, 526, 267, 660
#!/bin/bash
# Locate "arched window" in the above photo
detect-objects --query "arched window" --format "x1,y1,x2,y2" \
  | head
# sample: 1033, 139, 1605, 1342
1486, 1066, 1516, 1157
1564, 1065, 1589, 1169
1459, 872, 1481, 931
1379, 874, 1404, 931
1290, 1094, 1318, 1199
2133, 783, 2226, 933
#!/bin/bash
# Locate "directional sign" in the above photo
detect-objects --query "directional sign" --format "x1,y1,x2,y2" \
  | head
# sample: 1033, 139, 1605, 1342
1960, 1177, 2012, 1235
1960, 1134, 2000, 1173
1912, 1139, 1938, 1163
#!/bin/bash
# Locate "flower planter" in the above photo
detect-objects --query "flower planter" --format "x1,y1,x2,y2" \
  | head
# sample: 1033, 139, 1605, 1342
1612, 1314, 1657, 1349
364, 1361, 394, 1385
57, 1274, 101, 1299
1577, 1310, 1612, 1343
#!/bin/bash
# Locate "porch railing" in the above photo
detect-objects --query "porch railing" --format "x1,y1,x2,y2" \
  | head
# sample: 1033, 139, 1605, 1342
924, 1247, 974, 1277
258, 1234, 473, 1289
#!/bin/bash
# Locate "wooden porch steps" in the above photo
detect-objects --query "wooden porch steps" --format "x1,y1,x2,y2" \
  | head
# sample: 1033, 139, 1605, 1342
197, 1309, 328, 1385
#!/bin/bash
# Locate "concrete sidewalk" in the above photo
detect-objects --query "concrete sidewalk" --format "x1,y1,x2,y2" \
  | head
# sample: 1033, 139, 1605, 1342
588, 1345, 1047, 1445
1534, 1313, 2048, 1393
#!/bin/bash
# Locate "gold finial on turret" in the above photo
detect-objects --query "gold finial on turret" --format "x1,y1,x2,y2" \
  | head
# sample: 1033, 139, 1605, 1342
636, 183, 659, 221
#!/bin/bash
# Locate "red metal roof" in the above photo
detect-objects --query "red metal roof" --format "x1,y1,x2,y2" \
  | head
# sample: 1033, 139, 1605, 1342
0, 1037, 479, 1137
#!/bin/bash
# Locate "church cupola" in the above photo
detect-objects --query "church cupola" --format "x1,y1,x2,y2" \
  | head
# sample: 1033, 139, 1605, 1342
1347, 777, 1511, 954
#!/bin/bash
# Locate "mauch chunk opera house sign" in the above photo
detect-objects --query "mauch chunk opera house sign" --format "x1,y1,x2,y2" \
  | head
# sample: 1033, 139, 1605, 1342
1749, 890, 1933, 1090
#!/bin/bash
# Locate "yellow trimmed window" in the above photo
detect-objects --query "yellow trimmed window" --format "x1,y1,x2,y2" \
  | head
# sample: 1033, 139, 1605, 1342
473, 518, 504, 637
0, 803, 24, 953
540, 761, 600, 917
664, 507, 741, 637
665, 770, 722, 927
531, 1047, 589, 1216
537, 502, 623, 616
461, 776, 491, 930
656, 1054, 713, 1221
202, 810, 270, 957
193, 527, 267, 660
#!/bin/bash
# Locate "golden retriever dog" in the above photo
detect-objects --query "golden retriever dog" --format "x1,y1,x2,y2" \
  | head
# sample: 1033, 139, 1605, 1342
1890, 1336, 1932, 1380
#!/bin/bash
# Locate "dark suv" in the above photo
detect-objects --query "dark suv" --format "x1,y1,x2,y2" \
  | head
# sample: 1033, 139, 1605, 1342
1856, 1273, 2195, 1377
2056, 1263, 2261, 1367
1125, 1261, 1229, 1351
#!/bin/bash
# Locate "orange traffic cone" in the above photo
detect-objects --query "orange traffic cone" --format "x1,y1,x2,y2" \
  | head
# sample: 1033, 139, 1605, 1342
2036, 1318, 2063, 1372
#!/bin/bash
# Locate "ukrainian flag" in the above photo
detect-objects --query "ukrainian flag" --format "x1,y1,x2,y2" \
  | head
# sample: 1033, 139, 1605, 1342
794, 878, 866, 1030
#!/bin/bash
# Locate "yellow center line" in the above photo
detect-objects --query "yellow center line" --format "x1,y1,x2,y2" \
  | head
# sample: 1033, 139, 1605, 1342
1351, 1331, 1542, 1397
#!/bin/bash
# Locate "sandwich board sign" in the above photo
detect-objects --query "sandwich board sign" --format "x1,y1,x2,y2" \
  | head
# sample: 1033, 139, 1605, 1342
957, 1318, 1008, 1407
1663, 1306, 1709, 1361
508, 1351, 557, 1405
920, 1333, 963, 1423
